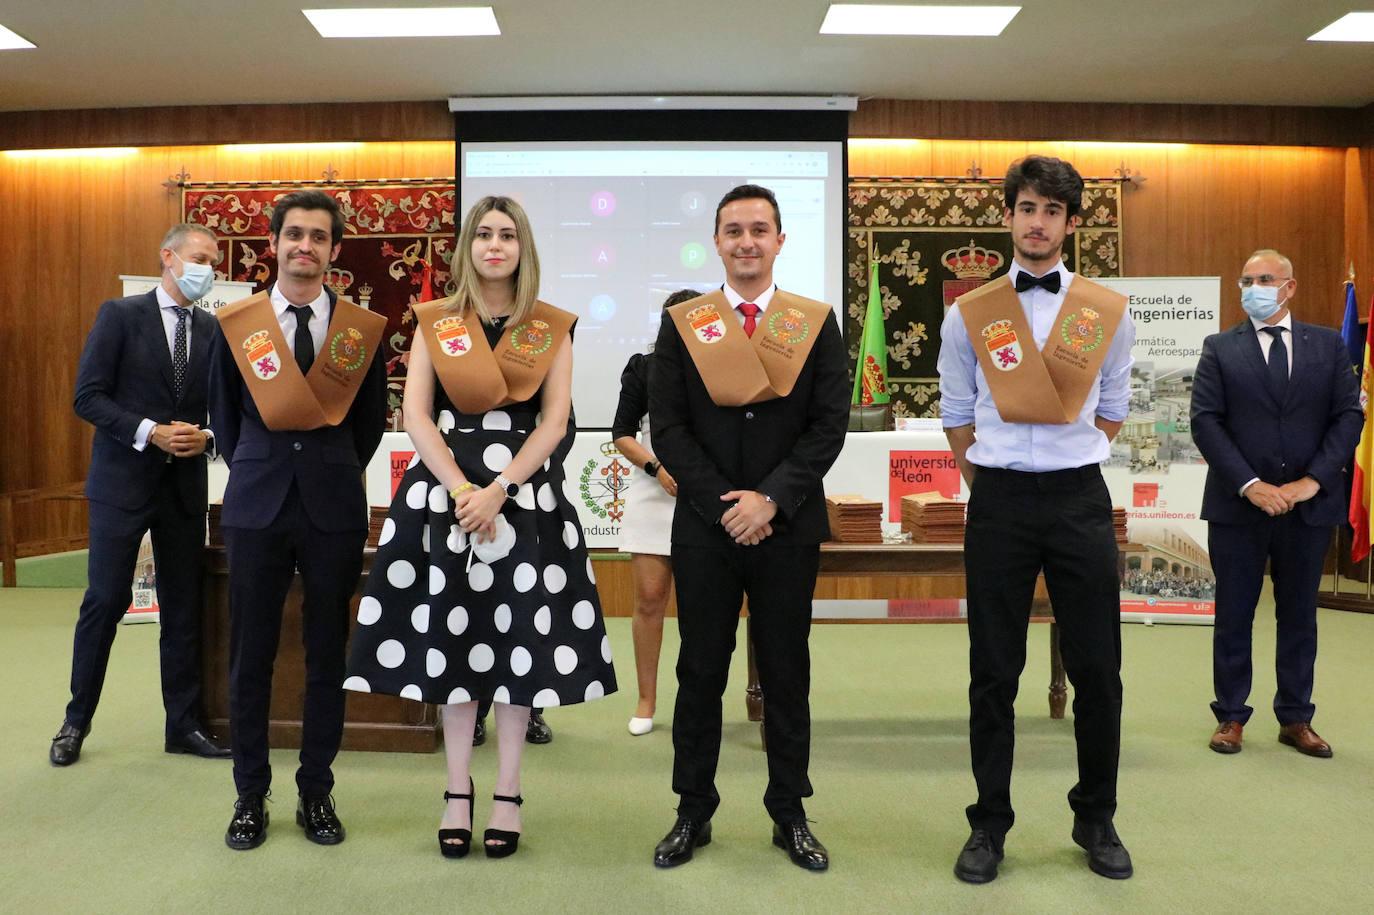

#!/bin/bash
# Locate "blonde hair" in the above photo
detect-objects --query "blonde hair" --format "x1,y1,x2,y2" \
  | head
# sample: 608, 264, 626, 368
446, 196, 541, 325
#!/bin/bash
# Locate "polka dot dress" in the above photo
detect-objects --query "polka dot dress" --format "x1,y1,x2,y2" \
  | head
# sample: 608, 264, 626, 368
344, 384, 616, 708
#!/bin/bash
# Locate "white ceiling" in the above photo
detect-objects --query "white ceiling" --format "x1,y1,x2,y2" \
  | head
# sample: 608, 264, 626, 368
0, 1, 1372, 113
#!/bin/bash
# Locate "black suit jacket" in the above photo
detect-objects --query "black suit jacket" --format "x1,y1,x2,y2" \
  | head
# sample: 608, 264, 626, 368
74, 290, 212, 515
648, 299, 849, 547
208, 289, 387, 532
1191, 318, 1363, 527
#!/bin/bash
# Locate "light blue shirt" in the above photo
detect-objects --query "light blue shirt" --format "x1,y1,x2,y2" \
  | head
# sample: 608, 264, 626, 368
937, 261, 1135, 472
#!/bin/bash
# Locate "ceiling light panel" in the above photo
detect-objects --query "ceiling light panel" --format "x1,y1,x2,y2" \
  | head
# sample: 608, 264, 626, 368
820, 4, 1020, 36
0, 23, 35, 49
302, 7, 499, 38
1308, 13, 1374, 41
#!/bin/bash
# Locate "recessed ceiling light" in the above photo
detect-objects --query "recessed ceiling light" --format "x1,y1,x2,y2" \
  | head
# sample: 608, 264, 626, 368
302, 7, 499, 38
0, 23, 35, 49
1309, 12, 1374, 41
820, 4, 1020, 36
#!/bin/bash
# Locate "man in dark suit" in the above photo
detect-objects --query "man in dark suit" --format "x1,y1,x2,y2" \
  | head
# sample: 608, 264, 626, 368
50, 223, 231, 767
209, 190, 386, 850
1191, 248, 1362, 758
648, 185, 849, 871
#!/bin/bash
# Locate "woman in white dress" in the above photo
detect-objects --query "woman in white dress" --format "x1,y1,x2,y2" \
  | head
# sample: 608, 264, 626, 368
611, 289, 699, 735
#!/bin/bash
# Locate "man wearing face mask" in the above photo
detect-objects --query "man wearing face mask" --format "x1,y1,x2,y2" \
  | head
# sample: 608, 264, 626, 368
49, 223, 231, 767
1191, 249, 1362, 758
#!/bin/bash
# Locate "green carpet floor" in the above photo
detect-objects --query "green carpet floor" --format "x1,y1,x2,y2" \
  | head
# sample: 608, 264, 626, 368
3, 586, 1372, 913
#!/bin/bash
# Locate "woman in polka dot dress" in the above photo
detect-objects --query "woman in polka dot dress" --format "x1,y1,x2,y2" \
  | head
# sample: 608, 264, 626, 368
344, 196, 616, 859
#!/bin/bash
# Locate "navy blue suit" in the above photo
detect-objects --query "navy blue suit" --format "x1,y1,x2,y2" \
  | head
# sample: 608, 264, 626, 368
66, 290, 214, 740
1191, 318, 1362, 725
209, 289, 387, 797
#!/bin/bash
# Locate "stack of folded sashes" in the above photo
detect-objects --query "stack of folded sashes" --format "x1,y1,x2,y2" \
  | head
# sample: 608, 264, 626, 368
899, 492, 966, 544
825, 494, 884, 543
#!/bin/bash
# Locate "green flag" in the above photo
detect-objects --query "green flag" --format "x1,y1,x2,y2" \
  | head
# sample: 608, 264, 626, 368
852, 256, 889, 405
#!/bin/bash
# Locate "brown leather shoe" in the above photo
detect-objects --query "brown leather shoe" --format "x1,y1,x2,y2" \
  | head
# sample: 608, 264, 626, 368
1278, 722, 1332, 758
1209, 720, 1243, 754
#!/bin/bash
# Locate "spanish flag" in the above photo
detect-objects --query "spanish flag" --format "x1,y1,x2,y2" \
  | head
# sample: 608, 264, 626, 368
851, 255, 889, 406
1349, 289, 1374, 562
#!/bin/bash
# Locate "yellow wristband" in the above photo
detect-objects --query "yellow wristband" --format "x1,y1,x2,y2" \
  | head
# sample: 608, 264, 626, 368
449, 482, 476, 499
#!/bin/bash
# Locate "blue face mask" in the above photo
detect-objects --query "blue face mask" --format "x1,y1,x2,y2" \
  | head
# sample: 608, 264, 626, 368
171, 249, 215, 302
1240, 284, 1284, 321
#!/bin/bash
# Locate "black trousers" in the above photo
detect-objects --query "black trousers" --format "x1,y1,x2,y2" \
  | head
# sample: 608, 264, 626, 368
223, 485, 364, 798
65, 480, 205, 739
1208, 516, 1329, 726
670, 540, 818, 824
964, 465, 1122, 836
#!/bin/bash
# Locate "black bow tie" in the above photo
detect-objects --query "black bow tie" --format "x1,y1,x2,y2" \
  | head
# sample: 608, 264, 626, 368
1014, 271, 1061, 294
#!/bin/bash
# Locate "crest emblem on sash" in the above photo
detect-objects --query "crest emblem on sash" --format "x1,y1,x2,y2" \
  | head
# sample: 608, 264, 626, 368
768, 307, 810, 344
687, 304, 727, 344
980, 320, 1021, 372
329, 327, 367, 371
510, 319, 553, 356
434, 316, 472, 357
1060, 308, 1104, 352
242, 331, 280, 380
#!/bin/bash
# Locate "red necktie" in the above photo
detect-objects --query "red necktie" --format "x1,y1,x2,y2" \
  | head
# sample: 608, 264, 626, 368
738, 302, 759, 338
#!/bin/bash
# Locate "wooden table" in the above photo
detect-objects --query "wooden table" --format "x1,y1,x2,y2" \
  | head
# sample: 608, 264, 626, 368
744, 542, 1066, 742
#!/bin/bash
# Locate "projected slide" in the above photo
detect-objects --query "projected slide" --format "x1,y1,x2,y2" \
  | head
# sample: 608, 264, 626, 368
460, 141, 845, 427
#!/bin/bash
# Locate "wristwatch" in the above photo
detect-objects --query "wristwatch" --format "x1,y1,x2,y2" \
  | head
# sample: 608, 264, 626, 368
494, 474, 519, 499
643, 460, 660, 477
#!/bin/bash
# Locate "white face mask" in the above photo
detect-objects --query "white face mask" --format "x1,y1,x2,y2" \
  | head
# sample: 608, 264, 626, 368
171, 249, 215, 301
1240, 284, 1285, 321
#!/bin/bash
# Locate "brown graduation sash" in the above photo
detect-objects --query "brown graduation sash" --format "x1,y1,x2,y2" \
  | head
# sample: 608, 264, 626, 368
217, 291, 385, 431
957, 274, 1127, 425
415, 297, 576, 414
669, 289, 831, 407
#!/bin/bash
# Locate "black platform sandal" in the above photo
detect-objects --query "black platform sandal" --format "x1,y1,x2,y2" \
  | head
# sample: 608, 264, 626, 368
483, 793, 523, 858
438, 778, 475, 859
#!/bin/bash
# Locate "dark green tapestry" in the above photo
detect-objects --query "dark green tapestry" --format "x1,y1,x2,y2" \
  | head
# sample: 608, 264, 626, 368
846, 178, 1124, 418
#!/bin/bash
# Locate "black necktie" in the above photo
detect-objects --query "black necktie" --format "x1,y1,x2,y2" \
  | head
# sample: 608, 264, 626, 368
172, 306, 190, 400
289, 304, 315, 375
1261, 325, 1288, 396
1014, 270, 1062, 294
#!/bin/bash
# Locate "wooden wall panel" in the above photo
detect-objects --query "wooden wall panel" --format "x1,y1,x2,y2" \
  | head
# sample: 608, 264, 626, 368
850, 99, 1363, 148
0, 102, 452, 150
1349, 146, 1374, 297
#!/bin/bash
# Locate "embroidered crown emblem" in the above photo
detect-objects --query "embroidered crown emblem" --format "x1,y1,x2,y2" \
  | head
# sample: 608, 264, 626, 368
324, 267, 353, 297
943, 241, 1003, 280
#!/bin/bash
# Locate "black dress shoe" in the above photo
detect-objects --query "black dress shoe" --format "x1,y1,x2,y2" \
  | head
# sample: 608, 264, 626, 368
297, 794, 345, 845
225, 794, 268, 850
526, 710, 553, 744
772, 821, 829, 871
473, 716, 487, 747
49, 722, 88, 767
166, 728, 232, 759
1072, 817, 1133, 879
653, 816, 712, 868
954, 828, 1004, 883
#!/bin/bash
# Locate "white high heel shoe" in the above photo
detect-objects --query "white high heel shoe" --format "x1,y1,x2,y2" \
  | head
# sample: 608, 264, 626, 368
627, 716, 654, 736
